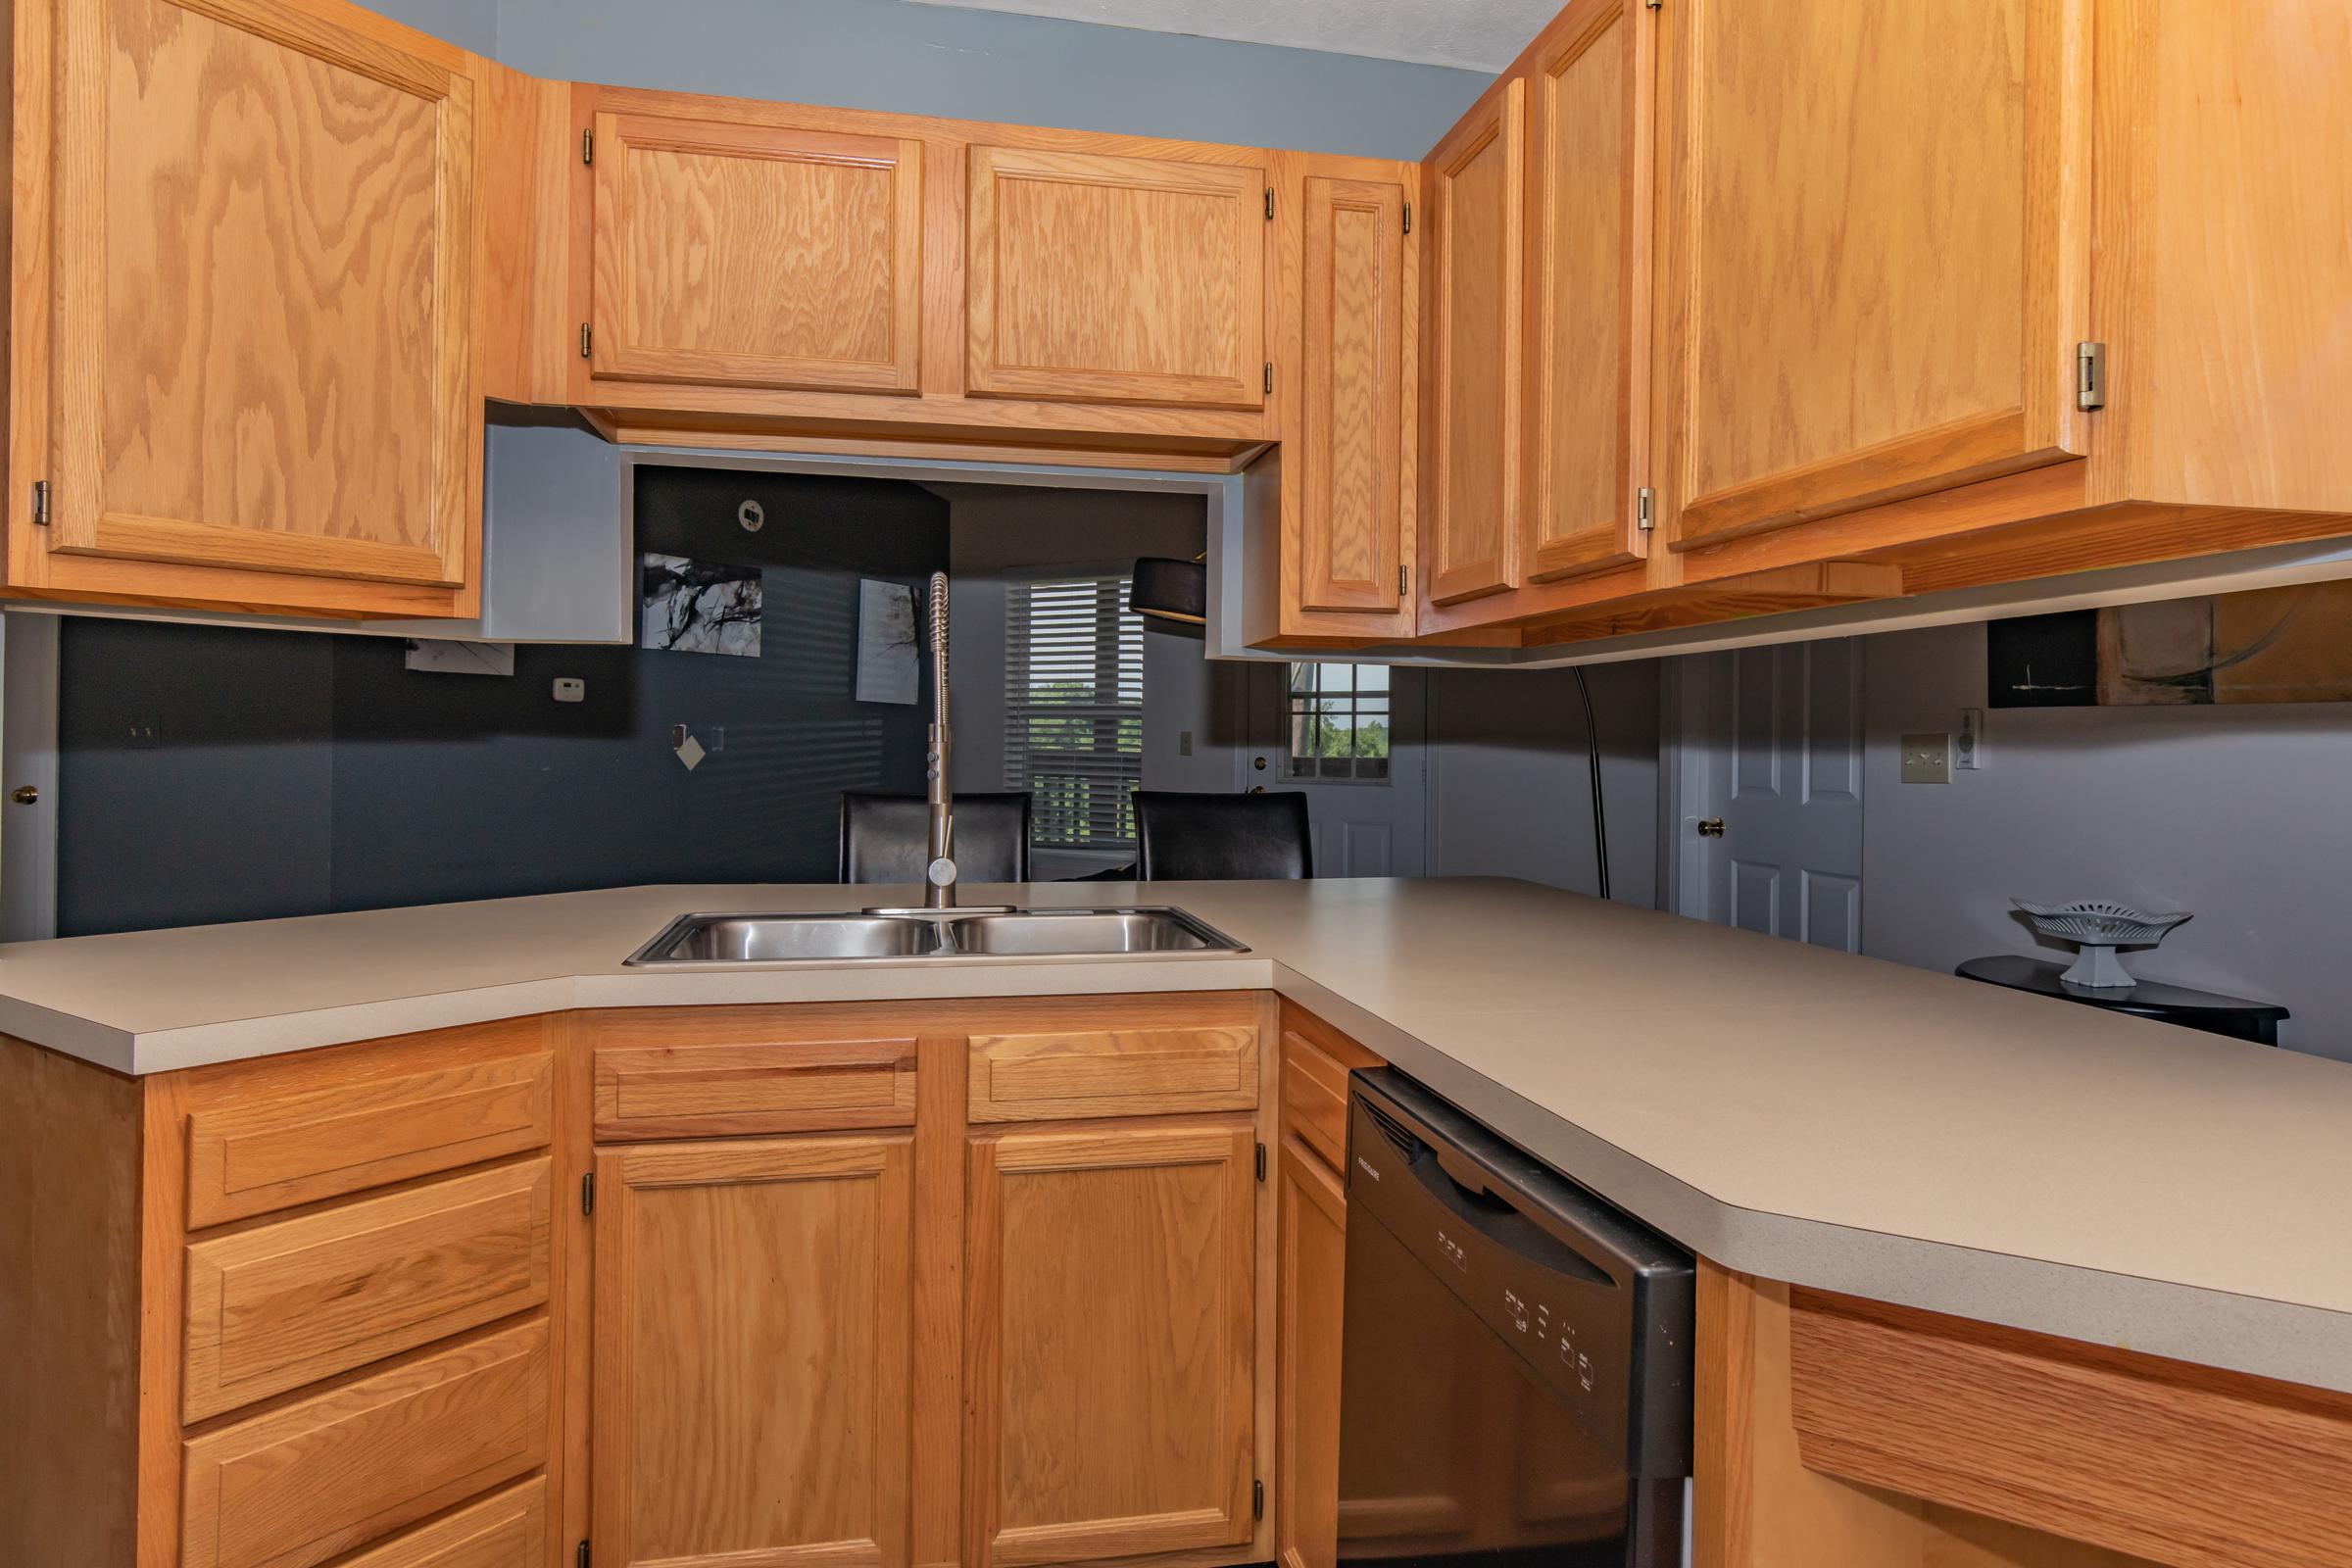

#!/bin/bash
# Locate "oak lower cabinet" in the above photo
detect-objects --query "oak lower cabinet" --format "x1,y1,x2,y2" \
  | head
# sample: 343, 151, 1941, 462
966, 1119, 1261, 1566
10, 0, 487, 618
591, 1135, 918, 1568
1272, 1004, 1386, 1568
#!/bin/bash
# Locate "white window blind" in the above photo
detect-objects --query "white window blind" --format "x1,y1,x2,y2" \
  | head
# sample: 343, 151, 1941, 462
1004, 574, 1145, 853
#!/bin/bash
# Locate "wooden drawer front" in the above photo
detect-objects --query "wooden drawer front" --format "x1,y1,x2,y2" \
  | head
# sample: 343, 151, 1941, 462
339, 1479, 546, 1568
968, 1021, 1259, 1123
1280, 1036, 1355, 1172
183, 1160, 553, 1421
594, 1036, 920, 1139
185, 1044, 554, 1228
1789, 1288, 2352, 1568
182, 1318, 551, 1568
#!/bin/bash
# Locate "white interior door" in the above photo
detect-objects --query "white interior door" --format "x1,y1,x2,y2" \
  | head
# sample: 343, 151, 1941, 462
1668, 640, 1864, 951
1246, 660, 1428, 877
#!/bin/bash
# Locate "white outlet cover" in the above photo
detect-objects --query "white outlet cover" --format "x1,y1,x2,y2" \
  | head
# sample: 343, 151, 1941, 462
552, 677, 585, 703
1956, 707, 1985, 769
1901, 733, 1953, 784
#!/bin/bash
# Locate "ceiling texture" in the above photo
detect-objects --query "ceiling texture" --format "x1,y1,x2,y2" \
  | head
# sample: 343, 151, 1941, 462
901, 0, 1543, 73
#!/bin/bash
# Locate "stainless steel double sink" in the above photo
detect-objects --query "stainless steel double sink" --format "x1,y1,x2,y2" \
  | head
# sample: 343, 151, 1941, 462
624, 906, 1249, 965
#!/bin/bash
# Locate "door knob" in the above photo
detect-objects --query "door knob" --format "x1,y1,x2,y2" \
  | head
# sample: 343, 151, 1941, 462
1250, 785, 1266, 795
10, 785, 36, 806
1696, 817, 1725, 838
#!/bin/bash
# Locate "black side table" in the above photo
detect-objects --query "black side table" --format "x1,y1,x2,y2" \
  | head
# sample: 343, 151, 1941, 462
1955, 956, 2288, 1046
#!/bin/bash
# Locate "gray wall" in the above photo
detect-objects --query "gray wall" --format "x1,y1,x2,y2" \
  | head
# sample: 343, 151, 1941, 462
1424, 662, 1662, 908
1862, 621, 2352, 1059
56, 470, 948, 934
368, 0, 1488, 160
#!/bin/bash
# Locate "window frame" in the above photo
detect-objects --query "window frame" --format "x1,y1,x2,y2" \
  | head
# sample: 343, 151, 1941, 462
1282, 662, 1394, 785
1003, 570, 1146, 858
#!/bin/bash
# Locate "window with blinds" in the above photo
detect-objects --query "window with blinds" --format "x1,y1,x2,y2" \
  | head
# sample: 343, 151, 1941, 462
1004, 574, 1145, 854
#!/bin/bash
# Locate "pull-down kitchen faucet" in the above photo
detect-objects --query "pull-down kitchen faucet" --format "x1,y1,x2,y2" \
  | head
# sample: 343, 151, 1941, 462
923, 570, 957, 908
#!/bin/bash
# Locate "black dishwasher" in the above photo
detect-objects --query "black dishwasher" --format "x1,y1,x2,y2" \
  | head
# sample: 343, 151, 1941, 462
1338, 1070, 1693, 1568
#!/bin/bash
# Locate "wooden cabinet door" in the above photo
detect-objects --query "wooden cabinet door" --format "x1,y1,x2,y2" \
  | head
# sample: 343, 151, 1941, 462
592, 110, 924, 394
51, 0, 476, 594
1657, 0, 2089, 550
1526, 0, 1653, 584
1296, 175, 1414, 627
1422, 79, 1526, 607
593, 1135, 916, 1568
967, 146, 1266, 411
967, 1119, 1257, 1566
1274, 1138, 1348, 1568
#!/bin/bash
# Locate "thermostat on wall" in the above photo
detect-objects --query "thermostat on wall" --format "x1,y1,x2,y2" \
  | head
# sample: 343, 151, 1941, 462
553, 677, 586, 704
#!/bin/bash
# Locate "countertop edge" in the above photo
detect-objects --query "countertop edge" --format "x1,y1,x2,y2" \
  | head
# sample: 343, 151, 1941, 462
1265, 964, 2352, 1395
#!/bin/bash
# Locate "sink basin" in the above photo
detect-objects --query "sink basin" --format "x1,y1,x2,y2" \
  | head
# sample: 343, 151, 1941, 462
624, 906, 1246, 966
945, 908, 1237, 956
634, 913, 943, 963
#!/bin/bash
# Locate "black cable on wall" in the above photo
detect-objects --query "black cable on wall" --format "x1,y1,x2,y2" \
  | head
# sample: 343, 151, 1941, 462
1573, 666, 1612, 901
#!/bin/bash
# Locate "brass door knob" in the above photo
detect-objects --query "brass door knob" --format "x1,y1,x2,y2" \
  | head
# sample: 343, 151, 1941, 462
10, 785, 36, 806
1696, 817, 1725, 838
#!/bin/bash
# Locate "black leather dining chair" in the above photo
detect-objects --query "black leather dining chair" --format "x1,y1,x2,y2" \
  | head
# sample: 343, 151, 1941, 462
1132, 790, 1313, 881
838, 792, 1032, 884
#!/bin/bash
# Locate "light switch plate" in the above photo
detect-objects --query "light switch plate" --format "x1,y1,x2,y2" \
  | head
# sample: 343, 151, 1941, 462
1901, 733, 1953, 784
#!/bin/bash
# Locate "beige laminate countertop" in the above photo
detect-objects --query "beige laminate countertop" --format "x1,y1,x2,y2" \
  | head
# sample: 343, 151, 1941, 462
3, 876, 2347, 1394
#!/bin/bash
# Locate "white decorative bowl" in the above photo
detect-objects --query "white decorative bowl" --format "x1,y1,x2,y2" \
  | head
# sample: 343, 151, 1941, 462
2013, 900, 2193, 989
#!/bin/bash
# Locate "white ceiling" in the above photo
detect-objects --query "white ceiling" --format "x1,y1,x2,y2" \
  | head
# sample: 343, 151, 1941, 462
901, 0, 1542, 74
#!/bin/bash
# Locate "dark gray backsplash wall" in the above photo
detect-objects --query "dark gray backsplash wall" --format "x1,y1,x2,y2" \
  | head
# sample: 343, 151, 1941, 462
58, 471, 947, 936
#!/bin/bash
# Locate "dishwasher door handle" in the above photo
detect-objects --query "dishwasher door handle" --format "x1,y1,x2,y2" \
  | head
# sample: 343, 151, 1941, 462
1405, 1144, 1613, 1287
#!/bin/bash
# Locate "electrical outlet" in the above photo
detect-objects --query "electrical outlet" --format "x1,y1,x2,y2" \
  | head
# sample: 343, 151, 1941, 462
1901, 733, 1953, 784
1179, 730, 1194, 757
1956, 708, 1985, 769
552, 677, 585, 703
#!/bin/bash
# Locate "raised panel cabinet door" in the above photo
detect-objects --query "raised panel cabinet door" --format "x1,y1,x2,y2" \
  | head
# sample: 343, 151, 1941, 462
1659, 0, 2090, 549
1298, 176, 1411, 620
1422, 79, 1526, 607
593, 1135, 916, 1568
1274, 1138, 1348, 1568
592, 111, 924, 393
1526, 0, 1654, 584
51, 0, 477, 590
967, 1120, 1257, 1567
967, 146, 1267, 411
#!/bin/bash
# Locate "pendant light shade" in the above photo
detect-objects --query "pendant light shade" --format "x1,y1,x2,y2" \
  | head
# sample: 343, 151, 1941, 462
1131, 556, 1208, 624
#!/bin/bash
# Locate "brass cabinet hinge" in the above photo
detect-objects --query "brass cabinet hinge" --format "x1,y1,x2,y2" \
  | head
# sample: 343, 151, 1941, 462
580, 322, 593, 360
1398, 563, 1409, 597
577, 1542, 591, 1568
30, 480, 49, 527
1253, 1479, 1265, 1520
582, 128, 594, 166
1254, 1143, 1267, 1182
1264, 187, 1275, 221
581, 1173, 596, 1215
2077, 340, 2107, 412
1644, 0, 1661, 10
1401, 201, 1413, 235
1262, 363, 1273, 397
1636, 486, 1656, 533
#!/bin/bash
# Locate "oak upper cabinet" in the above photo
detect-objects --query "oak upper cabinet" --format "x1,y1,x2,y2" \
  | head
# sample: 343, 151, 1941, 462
967, 1119, 1259, 1566
1654, 0, 2090, 556
25, 0, 482, 617
593, 1135, 917, 1568
1524, 0, 1654, 585
590, 107, 924, 394
967, 145, 1268, 411
1421, 79, 1526, 607
1287, 167, 1419, 641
